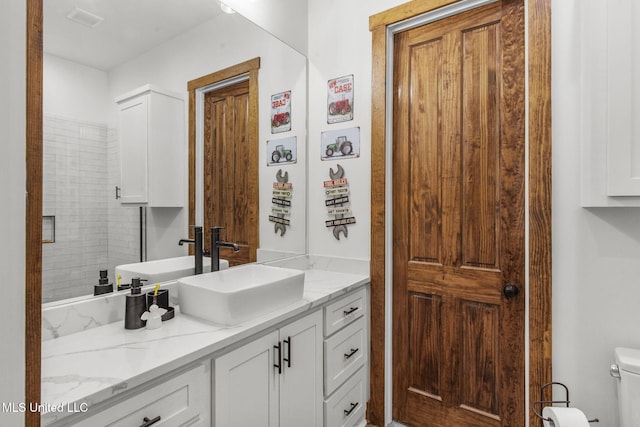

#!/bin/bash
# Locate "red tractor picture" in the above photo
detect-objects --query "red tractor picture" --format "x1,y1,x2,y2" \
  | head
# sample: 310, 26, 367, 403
328, 99, 352, 116
272, 112, 290, 127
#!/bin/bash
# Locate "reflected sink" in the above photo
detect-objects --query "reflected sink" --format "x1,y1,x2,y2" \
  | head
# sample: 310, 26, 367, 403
177, 264, 305, 326
115, 256, 229, 284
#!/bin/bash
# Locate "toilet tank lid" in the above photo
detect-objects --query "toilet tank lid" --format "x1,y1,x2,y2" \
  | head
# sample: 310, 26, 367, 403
615, 347, 640, 374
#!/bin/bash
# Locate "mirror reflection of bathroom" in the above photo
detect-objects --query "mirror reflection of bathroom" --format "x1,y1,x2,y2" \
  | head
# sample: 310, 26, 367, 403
42, 0, 307, 303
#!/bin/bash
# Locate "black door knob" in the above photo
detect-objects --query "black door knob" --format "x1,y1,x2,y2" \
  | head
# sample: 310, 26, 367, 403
503, 284, 519, 298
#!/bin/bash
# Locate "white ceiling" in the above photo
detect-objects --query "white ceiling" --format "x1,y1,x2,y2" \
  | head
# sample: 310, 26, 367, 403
44, 0, 224, 71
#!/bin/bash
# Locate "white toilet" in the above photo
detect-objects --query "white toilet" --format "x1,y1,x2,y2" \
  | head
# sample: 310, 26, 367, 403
612, 347, 640, 427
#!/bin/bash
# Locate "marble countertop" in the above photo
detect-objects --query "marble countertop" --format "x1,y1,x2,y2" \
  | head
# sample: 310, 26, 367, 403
41, 267, 369, 426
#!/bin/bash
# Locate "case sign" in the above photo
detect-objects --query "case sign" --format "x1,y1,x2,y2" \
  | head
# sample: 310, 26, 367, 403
327, 75, 354, 124
271, 91, 291, 134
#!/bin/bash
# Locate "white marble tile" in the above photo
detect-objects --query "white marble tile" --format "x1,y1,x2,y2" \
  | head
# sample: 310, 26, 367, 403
41, 268, 369, 425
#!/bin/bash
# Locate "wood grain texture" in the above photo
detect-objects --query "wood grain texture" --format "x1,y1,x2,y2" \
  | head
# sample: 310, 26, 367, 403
369, 0, 459, 30
370, 0, 539, 425
187, 59, 260, 265
528, 0, 553, 425
394, 4, 524, 425
26, 0, 43, 425
204, 82, 252, 266
367, 25, 387, 427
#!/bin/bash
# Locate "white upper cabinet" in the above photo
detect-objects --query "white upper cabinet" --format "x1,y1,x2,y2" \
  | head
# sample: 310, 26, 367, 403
581, 0, 640, 206
116, 85, 185, 207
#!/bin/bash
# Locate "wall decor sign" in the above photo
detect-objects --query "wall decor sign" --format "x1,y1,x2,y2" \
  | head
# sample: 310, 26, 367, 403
271, 91, 291, 133
324, 164, 355, 240
327, 74, 354, 124
321, 127, 360, 161
269, 169, 292, 236
267, 136, 297, 166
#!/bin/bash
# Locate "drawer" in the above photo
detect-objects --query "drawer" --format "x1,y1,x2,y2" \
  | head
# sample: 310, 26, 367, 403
73, 362, 210, 427
324, 288, 367, 337
324, 367, 366, 427
324, 316, 367, 396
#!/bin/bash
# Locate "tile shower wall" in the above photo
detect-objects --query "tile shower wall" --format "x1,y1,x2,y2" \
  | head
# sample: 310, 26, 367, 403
42, 115, 138, 302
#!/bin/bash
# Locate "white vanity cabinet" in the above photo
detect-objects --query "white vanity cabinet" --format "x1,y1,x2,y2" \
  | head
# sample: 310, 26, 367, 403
116, 84, 185, 207
214, 310, 324, 427
68, 361, 210, 427
323, 288, 368, 427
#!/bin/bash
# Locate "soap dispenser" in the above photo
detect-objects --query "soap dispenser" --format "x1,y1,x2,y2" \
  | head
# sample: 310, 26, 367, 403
124, 277, 147, 330
93, 270, 113, 296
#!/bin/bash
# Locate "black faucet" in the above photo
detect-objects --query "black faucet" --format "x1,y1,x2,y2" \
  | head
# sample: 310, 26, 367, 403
211, 226, 240, 271
179, 226, 204, 275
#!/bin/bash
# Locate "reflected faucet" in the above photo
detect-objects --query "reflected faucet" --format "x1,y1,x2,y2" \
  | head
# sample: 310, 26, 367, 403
179, 225, 204, 274
211, 226, 239, 272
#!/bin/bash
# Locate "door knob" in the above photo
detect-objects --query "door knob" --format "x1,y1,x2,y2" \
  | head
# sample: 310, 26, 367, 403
503, 284, 519, 298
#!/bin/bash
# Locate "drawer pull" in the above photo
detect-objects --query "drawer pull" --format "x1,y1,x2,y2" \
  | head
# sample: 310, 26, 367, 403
274, 342, 282, 374
139, 416, 161, 427
343, 306, 358, 316
344, 348, 359, 359
344, 402, 359, 417
283, 336, 292, 368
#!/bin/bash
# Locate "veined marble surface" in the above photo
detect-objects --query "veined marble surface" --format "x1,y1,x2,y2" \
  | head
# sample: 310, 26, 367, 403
41, 266, 369, 426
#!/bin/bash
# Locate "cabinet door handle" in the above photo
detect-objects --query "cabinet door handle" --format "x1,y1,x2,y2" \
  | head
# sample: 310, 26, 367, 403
343, 306, 358, 316
283, 336, 292, 368
139, 416, 161, 427
344, 348, 359, 359
344, 402, 359, 417
274, 342, 282, 374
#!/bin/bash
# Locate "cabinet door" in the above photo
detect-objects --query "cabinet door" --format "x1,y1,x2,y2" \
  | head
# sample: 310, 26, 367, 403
119, 96, 149, 203
215, 330, 279, 427
72, 362, 210, 426
279, 310, 323, 427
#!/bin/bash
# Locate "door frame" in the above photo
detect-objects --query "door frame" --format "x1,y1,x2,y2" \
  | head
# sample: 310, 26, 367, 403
187, 58, 260, 262
368, 0, 552, 426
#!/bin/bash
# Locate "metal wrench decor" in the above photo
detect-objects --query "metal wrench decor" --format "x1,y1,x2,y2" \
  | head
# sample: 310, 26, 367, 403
269, 169, 291, 236
324, 164, 356, 240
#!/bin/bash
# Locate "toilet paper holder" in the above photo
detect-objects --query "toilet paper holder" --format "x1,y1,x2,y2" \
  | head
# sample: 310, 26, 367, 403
532, 382, 599, 425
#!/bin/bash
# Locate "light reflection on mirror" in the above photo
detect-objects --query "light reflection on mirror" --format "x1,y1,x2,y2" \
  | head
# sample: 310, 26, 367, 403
42, 0, 307, 303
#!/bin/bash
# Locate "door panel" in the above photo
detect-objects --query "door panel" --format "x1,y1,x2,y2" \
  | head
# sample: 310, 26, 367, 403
393, 1, 525, 426
204, 80, 254, 266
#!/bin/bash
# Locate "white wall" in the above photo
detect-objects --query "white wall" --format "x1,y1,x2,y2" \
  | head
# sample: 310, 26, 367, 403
308, 1, 639, 426
43, 54, 110, 124
553, 0, 640, 425
0, 0, 26, 423
108, 12, 307, 258
307, 0, 405, 259
223, 0, 308, 55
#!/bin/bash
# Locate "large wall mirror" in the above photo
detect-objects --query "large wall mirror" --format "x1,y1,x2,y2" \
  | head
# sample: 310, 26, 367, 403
42, 0, 308, 303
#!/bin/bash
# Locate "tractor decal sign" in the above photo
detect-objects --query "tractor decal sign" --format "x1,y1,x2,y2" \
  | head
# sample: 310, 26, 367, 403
320, 127, 360, 161
271, 91, 291, 133
267, 136, 297, 166
327, 75, 354, 124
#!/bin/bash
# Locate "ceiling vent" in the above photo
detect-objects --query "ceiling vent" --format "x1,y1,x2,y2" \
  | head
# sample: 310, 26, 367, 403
66, 7, 104, 28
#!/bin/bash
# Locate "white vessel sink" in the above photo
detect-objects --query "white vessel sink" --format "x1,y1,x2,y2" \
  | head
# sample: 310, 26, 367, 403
115, 256, 229, 284
177, 264, 305, 326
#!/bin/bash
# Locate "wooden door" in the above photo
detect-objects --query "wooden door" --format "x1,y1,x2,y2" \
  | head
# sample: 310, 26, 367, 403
204, 80, 256, 266
392, 1, 525, 426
